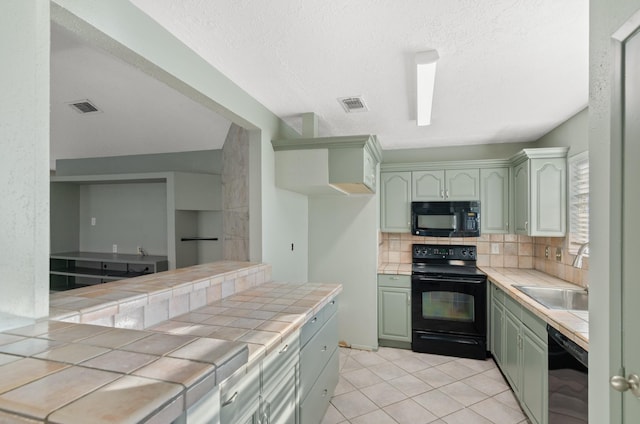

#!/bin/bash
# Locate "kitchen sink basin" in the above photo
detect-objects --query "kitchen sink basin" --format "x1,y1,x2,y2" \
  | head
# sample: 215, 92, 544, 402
514, 285, 589, 311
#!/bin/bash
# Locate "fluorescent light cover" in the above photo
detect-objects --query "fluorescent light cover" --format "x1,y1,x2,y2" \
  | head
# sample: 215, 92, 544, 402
415, 50, 439, 126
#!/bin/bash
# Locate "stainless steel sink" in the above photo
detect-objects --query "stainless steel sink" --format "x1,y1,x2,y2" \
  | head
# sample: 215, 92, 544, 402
514, 285, 588, 311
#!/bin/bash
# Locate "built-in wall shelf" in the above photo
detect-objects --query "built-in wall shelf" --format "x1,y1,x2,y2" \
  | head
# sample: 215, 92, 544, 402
50, 251, 168, 291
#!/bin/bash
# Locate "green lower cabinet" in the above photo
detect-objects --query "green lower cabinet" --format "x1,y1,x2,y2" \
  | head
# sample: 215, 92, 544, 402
378, 286, 411, 341
502, 308, 522, 396
378, 274, 411, 348
262, 365, 297, 424
521, 326, 548, 424
490, 298, 504, 366
490, 282, 548, 424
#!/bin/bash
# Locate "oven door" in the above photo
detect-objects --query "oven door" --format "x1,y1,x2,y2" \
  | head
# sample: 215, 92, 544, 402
411, 275, 486, 336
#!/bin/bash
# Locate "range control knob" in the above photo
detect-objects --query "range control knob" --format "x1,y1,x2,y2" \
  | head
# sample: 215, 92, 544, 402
461, 249, 467, 256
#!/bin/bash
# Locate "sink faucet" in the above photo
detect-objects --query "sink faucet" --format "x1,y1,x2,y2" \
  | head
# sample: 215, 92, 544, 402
572, 242, 589, 269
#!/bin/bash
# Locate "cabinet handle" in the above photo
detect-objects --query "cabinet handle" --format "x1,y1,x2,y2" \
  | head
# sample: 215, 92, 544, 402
311, 317, 317, 324
525, 221, 528, 231
222, 391, 239, 406
322, 389, 328, 397
445, 189, 449, 198
322, 345, 327, 352
506, 222, 509, 230
407, 295, 411, 306
330, 300, 336, 305
279, 344, 289, 354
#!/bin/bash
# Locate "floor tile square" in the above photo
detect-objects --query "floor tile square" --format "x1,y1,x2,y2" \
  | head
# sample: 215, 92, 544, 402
413, 389, 464, 418
368, 361, 408, 381
383, 398, 437, 424
342, 367, 384, 389
350, 409, 398, 424
439, 381, 489, 406
470, 397, 527, 423
441, 408, 492, 424
330, 390, 378, 419
360, 381, 408, 407
388, 374, 433, 397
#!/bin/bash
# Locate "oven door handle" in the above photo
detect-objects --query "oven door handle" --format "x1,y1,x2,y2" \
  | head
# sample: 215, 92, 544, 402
412, 276, 486, 284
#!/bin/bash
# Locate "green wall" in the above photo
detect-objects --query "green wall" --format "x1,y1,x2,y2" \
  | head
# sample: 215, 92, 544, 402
536, 108, 588, 155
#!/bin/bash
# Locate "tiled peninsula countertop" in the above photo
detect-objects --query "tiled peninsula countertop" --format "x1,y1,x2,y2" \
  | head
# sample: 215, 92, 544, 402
479, 267, 588, 351
378, 263, 589, 351
0, 261, 342, 423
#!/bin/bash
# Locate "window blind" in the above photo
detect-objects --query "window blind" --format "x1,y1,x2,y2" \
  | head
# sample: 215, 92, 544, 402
568, 151, 589, 255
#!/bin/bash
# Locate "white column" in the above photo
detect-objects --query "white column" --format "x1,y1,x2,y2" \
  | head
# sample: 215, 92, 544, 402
0, 1, 50, 320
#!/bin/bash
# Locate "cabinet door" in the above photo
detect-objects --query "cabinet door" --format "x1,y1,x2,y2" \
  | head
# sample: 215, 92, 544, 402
220, 365, 261, 424
490, 299, 504, 366
529, 158, 566, 236
513, 161, 530, 235
503, 309, 522, 396
445, 169, 480, 200
263, 365, 297, 424
378, 287, 411, 342
412, 170, 445, 201
521, 326, 548, 424
480, 168, 509, 233
380, 172, 412, 232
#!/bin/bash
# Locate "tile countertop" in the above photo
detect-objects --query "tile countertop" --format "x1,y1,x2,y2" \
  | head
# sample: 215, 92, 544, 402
479, 267, 589, 352
378, 263, 589, 352
0, 261, 342, 424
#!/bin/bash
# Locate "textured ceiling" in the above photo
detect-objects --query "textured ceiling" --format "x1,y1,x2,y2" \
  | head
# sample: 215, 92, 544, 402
50, 1, 589, 168
129, 0, 589, 149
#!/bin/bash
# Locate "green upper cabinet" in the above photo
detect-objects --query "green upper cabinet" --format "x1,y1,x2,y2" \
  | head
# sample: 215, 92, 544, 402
512, 148, 568, 236
380, 172, 412, 232
412, 169, 479, 201
480, 168, 510, 234
412, 170, 445, 201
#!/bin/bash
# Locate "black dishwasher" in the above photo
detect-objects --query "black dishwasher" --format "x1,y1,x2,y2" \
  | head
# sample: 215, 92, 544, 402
547, 324, 588, 423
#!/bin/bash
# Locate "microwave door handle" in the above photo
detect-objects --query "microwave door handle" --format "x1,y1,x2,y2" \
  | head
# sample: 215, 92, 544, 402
452, 214, 457, 230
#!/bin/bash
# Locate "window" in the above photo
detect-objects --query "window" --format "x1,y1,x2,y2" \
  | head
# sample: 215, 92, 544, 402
568, 151, 589, 255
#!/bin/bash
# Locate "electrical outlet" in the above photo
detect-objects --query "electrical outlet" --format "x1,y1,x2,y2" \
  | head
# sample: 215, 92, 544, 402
555, 247, 562, 262
491, 243, 500, 254
91, 217, 96, 226
112, 244, 118, 253
545, 246, 550, 258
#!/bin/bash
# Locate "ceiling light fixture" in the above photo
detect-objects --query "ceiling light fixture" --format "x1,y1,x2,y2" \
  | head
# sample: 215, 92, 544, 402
415, 50, 439, 126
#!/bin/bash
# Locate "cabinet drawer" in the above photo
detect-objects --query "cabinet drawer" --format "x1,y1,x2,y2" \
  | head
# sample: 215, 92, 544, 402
300, 313, 338, 400
378, 274, 411, 289
299, 347, 339, 423
300, 309, 325, 348
220, 364, 260, 424
491, 282, 505, 305
504, 293, 522, 319
323, 296, 339, 320
521, 306, 547, 341
262, 331, 300, 396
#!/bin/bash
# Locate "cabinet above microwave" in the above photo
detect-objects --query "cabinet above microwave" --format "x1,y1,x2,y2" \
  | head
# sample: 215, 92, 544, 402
272, 134, 382, 195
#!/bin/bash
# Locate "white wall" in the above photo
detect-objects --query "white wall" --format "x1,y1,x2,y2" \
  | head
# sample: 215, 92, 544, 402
0, 1, 50, 320
50, 0, 309, 283
589, 1, 640, 422
308, 195, 378, 350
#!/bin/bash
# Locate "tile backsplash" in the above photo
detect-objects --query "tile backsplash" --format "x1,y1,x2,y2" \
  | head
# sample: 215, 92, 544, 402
379, 232, 588, 287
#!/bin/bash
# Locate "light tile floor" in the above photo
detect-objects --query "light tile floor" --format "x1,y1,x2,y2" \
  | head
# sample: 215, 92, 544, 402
322, 347, 532, 424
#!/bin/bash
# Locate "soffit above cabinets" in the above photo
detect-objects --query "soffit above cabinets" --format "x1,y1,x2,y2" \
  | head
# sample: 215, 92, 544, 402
272, 135, 382, 196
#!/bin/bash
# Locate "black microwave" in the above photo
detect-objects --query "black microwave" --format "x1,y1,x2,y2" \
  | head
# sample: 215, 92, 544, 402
411, 201, 480, 237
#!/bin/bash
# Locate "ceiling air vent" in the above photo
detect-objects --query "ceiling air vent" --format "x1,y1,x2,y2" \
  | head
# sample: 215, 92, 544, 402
68, 100, 101, 114
338, 96, 368, 113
